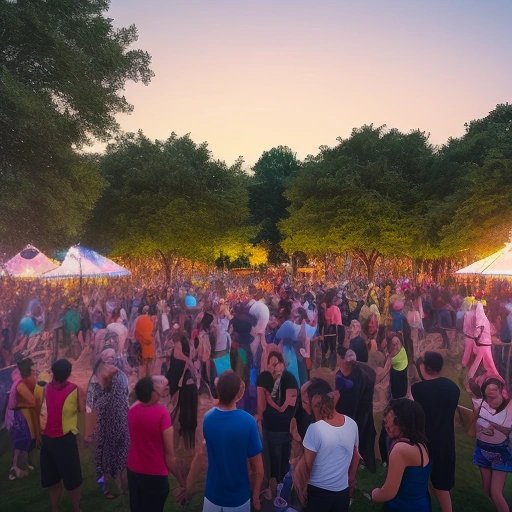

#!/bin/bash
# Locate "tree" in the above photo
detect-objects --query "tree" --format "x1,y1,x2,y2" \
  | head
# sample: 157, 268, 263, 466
0, 0, 153, 251
248, 146, 300, 264
86, 132, 256, 281
434, 104, 512, 257
281, 125, 433, 279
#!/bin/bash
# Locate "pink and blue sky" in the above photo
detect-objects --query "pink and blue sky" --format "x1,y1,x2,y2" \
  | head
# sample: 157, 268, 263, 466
106, 0, 512, 167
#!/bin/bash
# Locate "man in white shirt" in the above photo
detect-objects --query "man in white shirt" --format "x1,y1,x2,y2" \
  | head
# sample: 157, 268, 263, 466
247, 285, 269, 360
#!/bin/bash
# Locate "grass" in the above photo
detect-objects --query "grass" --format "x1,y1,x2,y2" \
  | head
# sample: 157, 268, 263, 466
1, 352, 511, 511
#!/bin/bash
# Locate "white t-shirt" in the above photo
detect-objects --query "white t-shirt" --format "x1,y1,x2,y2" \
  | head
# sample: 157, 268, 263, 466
248, 299, 270, 336
215, 317, 231, 352
107, 321, 129, 354
303, 417, 359, 492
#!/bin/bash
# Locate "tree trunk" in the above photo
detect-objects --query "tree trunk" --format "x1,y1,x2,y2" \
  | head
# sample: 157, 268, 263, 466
353, 249, 381, 281
156, 249, 171, 284
412, 258, 422, 284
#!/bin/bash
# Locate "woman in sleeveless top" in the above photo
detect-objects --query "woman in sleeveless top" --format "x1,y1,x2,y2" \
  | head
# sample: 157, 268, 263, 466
371, 398, 432, 511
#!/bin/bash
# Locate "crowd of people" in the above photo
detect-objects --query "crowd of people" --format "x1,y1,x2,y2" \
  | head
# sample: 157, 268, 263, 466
2, 271, 512, 512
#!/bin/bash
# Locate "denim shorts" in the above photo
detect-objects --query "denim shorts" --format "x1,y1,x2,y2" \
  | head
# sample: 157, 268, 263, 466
473, 439, 512, 472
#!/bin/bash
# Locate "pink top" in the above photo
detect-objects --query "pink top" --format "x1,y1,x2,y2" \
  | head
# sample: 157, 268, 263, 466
325, 305, 342, 326
127, 402, 172, 476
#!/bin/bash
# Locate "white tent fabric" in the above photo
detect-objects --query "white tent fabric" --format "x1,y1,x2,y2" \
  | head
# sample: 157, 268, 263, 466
42, 245, 130, 279
3, 245, 57, 278
456, 243, 512, 276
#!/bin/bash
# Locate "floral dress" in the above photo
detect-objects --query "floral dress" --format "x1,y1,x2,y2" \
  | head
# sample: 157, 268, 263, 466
87, 370, 129, 478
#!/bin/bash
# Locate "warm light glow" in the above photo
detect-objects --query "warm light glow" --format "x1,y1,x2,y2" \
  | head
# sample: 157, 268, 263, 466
90, 0, 512, 167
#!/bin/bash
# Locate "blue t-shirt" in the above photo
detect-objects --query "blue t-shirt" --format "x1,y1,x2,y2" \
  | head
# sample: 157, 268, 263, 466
203, 408, 262, 507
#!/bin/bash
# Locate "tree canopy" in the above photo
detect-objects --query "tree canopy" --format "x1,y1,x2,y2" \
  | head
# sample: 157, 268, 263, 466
85, 132, 261, 278
281, 125, 433, 278
0, 0, 153, 252
248, 146, 300, 264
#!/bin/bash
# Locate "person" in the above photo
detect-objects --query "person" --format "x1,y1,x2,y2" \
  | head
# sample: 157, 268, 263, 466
85, 348, 129, 499
371, 398, 432, 511
387, 334, 409, 399
202, 371, 264, 512
134, 305, 155, 377
256, 350, 298, 493
289, 379, 316, 505
412, 351, 460, 512
248, 285, 270, 360
166, 333, 199, 448
0, 316, 13, 367
106, 313, 129, 357
127, 376, 183, 512
348, 319, 368, 363
5, 358, 40, 480
195, 312, 214, 385
335, 347, 377, 472
467, 302, 500, 379
472, 377, 512, 512
40, 359, 83, 512
302, 378, 360, 512
322, 291, 344, 368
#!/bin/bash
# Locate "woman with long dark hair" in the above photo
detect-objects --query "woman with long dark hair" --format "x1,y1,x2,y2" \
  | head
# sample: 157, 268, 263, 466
371, 398, 431, 511
166, 333, 198, 449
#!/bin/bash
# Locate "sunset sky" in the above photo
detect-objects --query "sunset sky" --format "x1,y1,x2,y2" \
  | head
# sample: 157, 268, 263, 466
105, 0, 512, 167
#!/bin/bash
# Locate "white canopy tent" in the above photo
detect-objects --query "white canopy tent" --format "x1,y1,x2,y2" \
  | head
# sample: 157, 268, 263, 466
456, 243, 512, 277
3, 245, 57, 278
42, 245, 130, 279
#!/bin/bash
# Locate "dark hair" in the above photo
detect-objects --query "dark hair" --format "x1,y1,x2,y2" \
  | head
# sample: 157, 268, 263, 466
306, 378, 335, 419
481, 377, 505, 397
216, 371, 241, 405
17, 358, 34, 378
337, 346, 348, 359
135, 377, 154, 403
422, 351, 443, 374
200, 312, 214, 331
267, 350, 284, 365
384, 398, 427, 445
51, 359, 72, 383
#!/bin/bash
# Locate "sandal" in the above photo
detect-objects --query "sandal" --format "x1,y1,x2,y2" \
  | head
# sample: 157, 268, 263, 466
103, 491, 119, 500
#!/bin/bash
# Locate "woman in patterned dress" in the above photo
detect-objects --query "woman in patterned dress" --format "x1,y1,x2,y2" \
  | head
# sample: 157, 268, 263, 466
86, 348, 129, 499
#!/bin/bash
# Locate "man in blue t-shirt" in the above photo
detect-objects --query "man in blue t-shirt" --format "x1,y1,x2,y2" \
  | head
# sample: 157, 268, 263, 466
202, 371, 263, 512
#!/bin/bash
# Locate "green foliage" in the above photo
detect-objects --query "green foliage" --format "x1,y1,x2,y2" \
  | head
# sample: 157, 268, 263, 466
281, 125, 433, 276
433, 104, 512, 257
248, 146, 300, 263
86, 132, 254, 265
0, 0, 152, 251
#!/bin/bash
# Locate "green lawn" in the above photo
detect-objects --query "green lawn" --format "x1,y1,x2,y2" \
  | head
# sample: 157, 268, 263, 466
1, 351, 511, 511
1, 423, 510, 511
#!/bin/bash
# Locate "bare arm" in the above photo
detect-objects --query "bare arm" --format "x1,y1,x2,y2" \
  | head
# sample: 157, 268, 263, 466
163, 426, 185, 487
248, 453, 264, 511
176, 441, 208, 504
371, 444, 408, 502
348, 446, 361, 496
256, 386, 267, 424
295, 448, 316, 503
16, 382, 36, 408
279, 388, 298, 412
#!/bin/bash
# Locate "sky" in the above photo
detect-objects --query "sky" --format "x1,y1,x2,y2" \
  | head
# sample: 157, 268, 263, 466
103, 0, 512, 168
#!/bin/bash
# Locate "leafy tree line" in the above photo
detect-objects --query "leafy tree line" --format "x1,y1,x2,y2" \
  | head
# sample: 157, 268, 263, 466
1, 3, 511, 277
